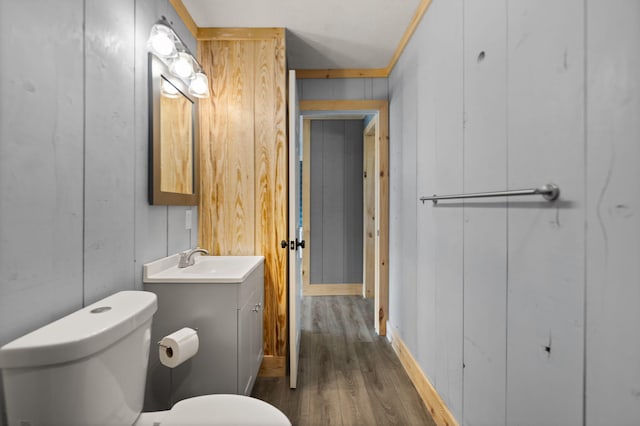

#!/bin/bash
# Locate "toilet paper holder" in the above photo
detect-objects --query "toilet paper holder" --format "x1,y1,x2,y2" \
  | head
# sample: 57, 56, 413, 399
157, 327, 199, 349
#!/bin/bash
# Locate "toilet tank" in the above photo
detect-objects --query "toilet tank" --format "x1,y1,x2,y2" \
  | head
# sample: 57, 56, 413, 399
0, 291, 157, 426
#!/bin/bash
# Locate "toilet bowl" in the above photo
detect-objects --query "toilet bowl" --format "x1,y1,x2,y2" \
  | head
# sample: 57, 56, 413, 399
135, 395, 290, 426
0, 291, 290, 426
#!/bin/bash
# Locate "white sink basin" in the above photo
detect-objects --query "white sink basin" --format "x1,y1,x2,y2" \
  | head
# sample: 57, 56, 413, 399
143, 253, 264, 283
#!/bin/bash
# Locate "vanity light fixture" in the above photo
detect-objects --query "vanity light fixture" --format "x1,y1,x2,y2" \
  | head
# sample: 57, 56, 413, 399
147, 20, 210, 98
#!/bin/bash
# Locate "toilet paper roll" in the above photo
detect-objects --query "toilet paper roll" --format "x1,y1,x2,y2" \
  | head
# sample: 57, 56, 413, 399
159, 327, 199, 368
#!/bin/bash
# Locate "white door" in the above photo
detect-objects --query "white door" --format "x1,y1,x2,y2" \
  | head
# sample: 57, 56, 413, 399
288, 70, 303, 388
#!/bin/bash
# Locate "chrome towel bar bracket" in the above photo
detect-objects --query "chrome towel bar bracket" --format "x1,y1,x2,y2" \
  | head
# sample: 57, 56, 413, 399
419, 183, 560, 205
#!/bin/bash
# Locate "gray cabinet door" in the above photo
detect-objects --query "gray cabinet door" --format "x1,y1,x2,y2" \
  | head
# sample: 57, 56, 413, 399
237, 287, 262, 395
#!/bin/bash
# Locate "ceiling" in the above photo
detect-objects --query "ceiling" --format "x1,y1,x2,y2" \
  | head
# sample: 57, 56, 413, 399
182, 0, 422, 70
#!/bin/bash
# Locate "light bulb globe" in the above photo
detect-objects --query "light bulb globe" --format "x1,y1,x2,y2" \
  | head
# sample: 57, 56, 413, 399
170, 52, 194, 79
189, 73, 210, 98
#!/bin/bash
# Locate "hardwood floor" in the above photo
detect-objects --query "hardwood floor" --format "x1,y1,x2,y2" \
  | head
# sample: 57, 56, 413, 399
252, 296, 436, 426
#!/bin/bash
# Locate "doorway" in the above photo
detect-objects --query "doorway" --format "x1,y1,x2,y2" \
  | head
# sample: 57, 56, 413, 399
302, 118, 365, 297
298, 100, 389, 336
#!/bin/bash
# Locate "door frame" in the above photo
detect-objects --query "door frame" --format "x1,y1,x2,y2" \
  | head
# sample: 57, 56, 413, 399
363, 118, 377, 299
299, 100, 389, 336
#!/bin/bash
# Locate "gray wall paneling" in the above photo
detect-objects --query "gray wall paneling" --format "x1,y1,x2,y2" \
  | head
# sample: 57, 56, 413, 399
389, 5, 466, 418
386, 0, 640, 424
506, 2, 585, 424
322, 121, 345, 283
299, 78, 388, 101
309, 120, 363, 284
462, 2, 507, 425
0, 3, 198, 418
389, 43, 419, 354
342, 120, 363, 282
0, 1, 198, 422
84, 0, 136, 303
414, 6, 438, 383
0, 0, 85, 346
586, 1, 640, 424
309, 122, 324, 283
431, 0, 464, 418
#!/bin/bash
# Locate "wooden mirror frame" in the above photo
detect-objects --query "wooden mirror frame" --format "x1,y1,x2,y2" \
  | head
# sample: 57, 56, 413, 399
148, 52, 199, 205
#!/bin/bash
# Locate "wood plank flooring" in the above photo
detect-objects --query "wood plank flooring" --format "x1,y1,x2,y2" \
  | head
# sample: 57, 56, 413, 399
252, 296, 436, 426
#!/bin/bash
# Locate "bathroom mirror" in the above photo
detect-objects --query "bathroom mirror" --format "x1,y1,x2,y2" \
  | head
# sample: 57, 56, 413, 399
149, 53, 199, 205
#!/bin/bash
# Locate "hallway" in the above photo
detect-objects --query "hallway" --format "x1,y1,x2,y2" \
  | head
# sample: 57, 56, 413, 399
252, 296, 435, 425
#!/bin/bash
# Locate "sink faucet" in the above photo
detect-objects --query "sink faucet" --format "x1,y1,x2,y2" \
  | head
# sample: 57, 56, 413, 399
178, 248, 209, 268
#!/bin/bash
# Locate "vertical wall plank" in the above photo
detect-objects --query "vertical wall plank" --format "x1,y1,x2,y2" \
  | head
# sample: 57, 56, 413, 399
226, 41, 255, 255
255, 36, 288, 358
506, 1, 585, 425
84, 0, 135, 303
322, 121, 346, 282
343, 120, 364, 282
396, 47, 419, 351
413, 4, 438, 381
299, 78, 388, 101
431, 0, 465, 419
253, 38, 278, 357
0, 0, 84, 344
309, 121, 325, 284
462, 2, 507, 425
272, 33, 288, 357
586, 1, 640, 424
198, 40, 224, 255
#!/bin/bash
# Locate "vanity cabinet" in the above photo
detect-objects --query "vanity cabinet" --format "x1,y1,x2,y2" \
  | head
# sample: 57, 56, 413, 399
143, 257, 264, 411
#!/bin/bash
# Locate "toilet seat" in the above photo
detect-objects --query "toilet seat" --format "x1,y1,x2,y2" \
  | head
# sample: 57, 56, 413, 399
136, 394, 291, 426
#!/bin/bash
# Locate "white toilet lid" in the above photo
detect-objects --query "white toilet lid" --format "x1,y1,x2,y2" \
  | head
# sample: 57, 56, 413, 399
161, 395, 291, 426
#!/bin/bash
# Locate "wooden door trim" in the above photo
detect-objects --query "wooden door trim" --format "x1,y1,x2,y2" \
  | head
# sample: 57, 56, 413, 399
304, 283, 363, 296
197, 27, 285, 41
363, 119, 377, 299
296, 68, 388, 79
300, 100, 389, 336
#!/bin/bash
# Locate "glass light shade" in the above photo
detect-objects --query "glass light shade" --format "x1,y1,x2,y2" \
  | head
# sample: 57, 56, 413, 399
189, 72, 210, 98
160, 79, 180, 98
148, 25, 176, 58
169, 52, 194, 79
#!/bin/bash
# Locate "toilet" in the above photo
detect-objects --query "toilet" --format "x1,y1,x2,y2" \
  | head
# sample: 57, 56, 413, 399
0, 291, 290, 426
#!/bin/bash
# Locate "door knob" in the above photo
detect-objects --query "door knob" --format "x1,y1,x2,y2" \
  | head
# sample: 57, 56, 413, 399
280, 240, 289, 249
295, 239, 306, 249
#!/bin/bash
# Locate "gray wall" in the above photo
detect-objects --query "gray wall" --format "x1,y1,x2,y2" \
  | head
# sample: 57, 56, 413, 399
388, 1, 640, 425
309, 120, 363, 284
298, 78, 388, 101
0, 1, 198, 420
